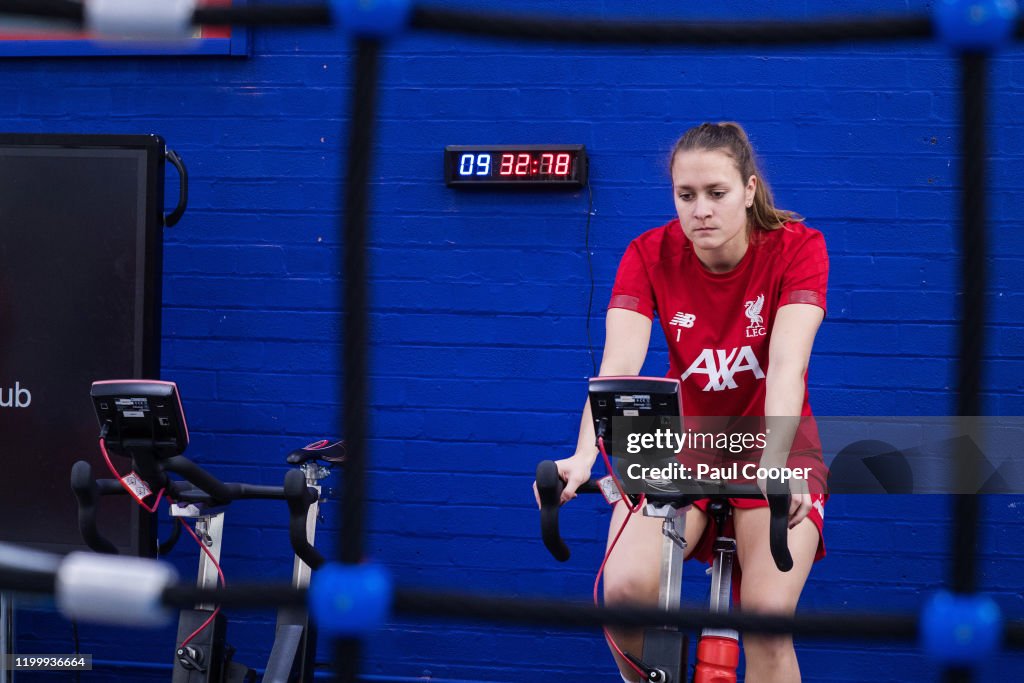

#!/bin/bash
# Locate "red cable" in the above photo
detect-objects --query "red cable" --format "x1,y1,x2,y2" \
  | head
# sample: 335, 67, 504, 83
173, 499, 227, 648
593, 435, 647, 680
98, 437, 225, 648
99, 437, 166, 513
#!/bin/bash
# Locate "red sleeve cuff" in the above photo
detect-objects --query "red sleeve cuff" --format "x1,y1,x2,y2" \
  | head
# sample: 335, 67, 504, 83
782, 289, 826, 312
608, 293, 655, 319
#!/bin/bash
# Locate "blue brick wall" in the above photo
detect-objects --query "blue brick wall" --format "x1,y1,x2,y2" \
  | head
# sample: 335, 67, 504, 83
4, 1, 1024, 680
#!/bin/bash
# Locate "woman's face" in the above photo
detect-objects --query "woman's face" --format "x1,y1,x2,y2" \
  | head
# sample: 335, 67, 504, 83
671, 149, 756, 261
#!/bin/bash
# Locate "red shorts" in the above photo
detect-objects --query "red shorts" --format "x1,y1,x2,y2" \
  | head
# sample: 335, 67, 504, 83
688, 493, 827, 565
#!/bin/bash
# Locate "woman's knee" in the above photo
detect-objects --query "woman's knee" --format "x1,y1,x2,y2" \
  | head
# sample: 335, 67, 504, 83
739, 591, 799, 617
603, 565, 660, 606
742, 632, 796, 668
682, 505, 709, 558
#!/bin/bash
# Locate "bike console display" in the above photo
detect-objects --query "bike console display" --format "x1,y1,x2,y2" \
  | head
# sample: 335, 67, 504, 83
588, 376, 682, 451
91, 380, 189, 455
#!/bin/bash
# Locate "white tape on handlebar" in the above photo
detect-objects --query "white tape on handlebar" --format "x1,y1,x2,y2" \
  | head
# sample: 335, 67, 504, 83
56, 552, 178, 627
85, 0, 195, 39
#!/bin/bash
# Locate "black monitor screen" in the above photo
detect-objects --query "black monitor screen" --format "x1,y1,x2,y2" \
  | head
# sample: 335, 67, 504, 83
588, 376, 682, 453
0, 134, 163, 555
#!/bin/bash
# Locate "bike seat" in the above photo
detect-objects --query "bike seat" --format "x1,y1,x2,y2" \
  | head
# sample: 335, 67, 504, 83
644, 479, 760, 507
286, 439, 346, 466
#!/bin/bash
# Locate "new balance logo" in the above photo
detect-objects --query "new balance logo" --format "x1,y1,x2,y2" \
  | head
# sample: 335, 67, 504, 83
669, 312, 696, 328
680, 346, 764, 391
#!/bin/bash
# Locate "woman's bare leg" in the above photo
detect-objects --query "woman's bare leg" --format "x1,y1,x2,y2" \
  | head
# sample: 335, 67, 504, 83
603, 502, 708, 681
733, 507, 820, 683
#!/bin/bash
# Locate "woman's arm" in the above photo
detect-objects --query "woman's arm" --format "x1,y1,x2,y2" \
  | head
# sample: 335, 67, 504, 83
572, 308, 653, 460
762, 303, 824, 525
538, 308, 652, 505
765, 303, 823, 416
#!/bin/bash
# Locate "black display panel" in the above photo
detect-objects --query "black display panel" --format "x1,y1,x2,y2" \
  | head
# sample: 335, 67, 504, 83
444, 144, 587, 188
588, 376, 683, 449
0, 134, 164, 556
92, 380, 189, 457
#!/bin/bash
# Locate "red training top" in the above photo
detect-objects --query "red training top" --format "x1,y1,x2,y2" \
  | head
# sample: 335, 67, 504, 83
609, 219, 829, 485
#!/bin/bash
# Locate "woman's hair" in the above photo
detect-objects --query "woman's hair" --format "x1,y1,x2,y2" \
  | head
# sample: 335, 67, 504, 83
669, 122, 802, 232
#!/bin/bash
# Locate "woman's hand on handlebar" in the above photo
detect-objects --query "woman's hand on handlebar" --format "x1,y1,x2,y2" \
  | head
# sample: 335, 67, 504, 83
757, 475, 812, 529
533, 454, 594, 508
786, 491, 811, 529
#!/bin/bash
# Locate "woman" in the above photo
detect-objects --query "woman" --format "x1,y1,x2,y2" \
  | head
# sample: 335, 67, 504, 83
547, 122, 828, 683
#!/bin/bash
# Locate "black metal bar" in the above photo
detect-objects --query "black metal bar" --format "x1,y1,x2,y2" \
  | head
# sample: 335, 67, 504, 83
0, 0, 81, 22
340, 35, 380, 566
954, 54, 990, 436
0, 1, 1005, 677
2, 1, 1024, 48
411, 7, 932, 45
161, 583, 308, 610
126, 584, 1024, 649
193, 4, 331, 27
0, 1, 332, 27
337, 36, 382, 683
946, 50, 989, 683
953, 50, 988, 593
3, 566, 1024, 648
0, 568, 55, 596
393, 588, 919, 639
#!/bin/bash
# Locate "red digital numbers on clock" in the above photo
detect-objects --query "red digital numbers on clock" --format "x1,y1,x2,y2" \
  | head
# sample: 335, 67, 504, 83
445, 145, 587, 188
498, 152, 572, 177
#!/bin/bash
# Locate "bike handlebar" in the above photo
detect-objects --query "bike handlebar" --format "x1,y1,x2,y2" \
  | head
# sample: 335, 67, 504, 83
70, 450, 327, 570
70, 461, 121, 555
283, 468, 325, 570
535, 460, 794, 572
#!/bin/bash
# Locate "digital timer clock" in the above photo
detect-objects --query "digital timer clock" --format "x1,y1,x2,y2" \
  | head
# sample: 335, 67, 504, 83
444, 145, 587, 188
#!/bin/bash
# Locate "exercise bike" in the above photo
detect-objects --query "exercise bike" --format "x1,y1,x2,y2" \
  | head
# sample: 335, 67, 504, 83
69, 379, 344, 683
535, 377, 793, 683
